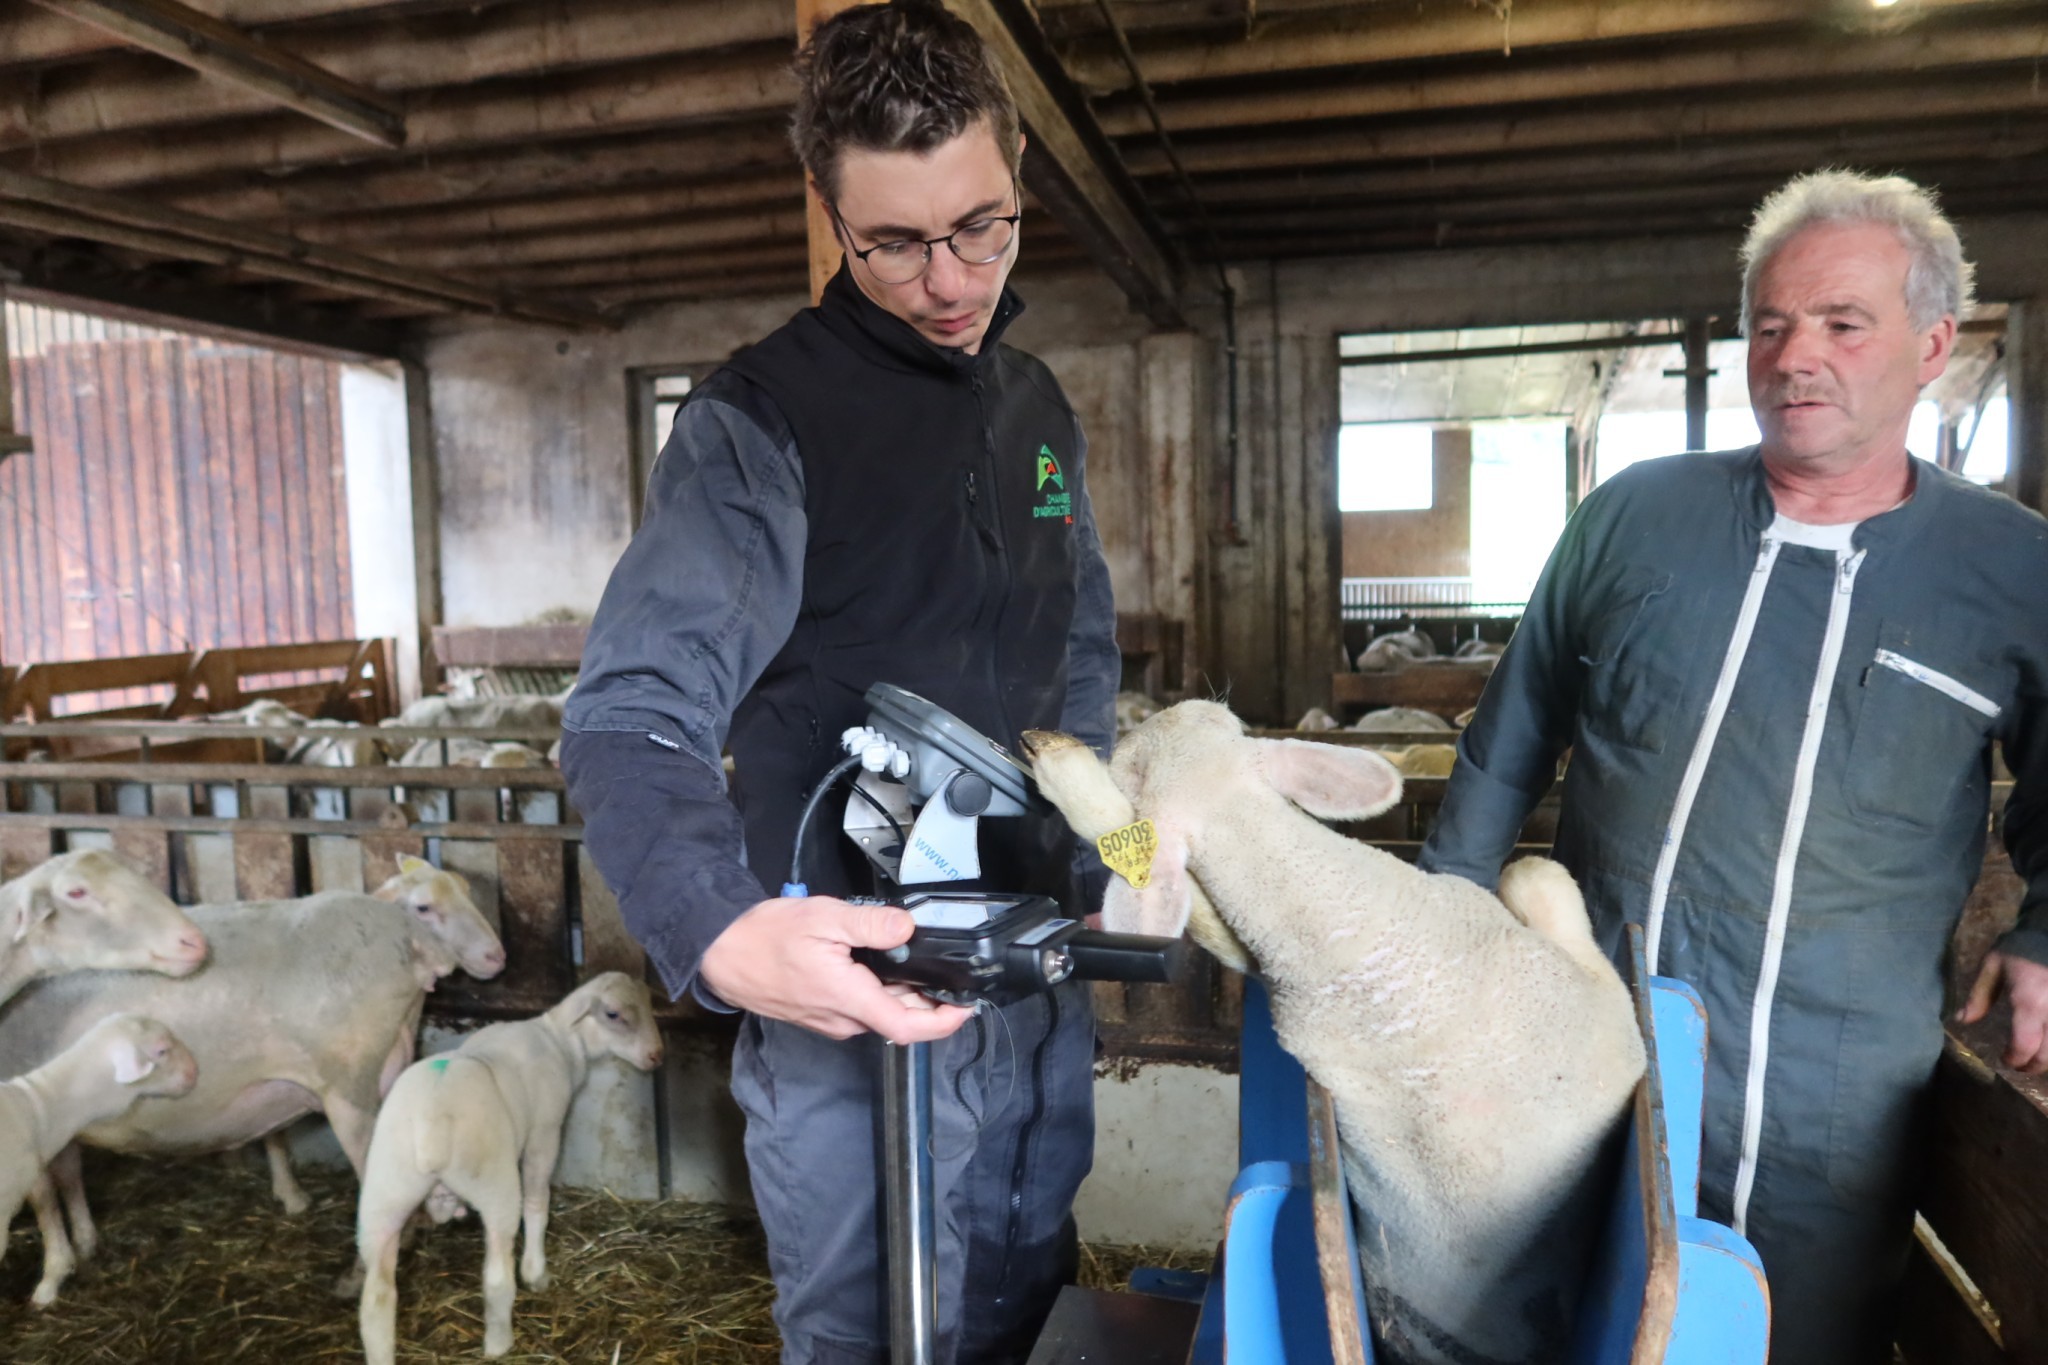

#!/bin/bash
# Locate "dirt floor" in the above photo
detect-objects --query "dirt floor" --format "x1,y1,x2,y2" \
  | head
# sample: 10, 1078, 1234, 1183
0, 1154, 1205, 1364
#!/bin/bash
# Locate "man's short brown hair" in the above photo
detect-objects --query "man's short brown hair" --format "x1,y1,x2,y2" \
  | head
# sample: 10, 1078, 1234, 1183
791, 0, 1021, 203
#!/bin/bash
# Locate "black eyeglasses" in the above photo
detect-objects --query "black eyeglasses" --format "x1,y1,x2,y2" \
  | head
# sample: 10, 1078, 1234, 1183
832, 182, 1023, 285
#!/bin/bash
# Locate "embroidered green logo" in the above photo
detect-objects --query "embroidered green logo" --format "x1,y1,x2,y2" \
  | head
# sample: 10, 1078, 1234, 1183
1032, 444, 1073, 522
1036, 446, 1064, 492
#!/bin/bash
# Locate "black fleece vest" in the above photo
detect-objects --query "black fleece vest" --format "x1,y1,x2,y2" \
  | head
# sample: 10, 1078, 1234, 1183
717, 265, 1083, 900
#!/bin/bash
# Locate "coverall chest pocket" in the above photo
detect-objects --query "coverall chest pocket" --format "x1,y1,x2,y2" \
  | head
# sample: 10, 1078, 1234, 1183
1577, 567, 1679, 754
1843, 620, 2003, 829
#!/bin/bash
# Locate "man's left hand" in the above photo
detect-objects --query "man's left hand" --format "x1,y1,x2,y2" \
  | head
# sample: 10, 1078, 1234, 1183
1959, 950, 2048, 1074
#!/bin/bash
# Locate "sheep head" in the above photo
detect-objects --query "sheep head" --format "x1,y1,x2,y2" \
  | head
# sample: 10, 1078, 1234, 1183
1025, 702, 1404, 973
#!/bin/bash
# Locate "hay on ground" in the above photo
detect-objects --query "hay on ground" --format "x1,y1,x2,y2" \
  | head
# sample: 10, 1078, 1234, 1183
1, 1153, 1206, 1363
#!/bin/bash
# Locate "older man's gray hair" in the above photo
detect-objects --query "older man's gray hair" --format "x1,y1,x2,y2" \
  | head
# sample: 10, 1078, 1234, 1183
1739, 169, 1976, 334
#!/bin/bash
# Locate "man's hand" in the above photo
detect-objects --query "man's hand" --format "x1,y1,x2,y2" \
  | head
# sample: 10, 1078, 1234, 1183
700, 896, 976, 1044
1959, 950, 2048, 1074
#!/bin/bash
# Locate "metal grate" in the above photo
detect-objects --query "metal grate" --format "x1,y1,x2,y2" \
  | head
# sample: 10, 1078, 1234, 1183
1340, 576, 1525, 621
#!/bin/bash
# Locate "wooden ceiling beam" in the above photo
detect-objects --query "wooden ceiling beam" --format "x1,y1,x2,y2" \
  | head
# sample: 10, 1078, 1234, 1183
1118, 75, 2048, 178
2, 0, 788, 152
947, 0, 1183, 326
179, 122, 796, 222
1094, 19, 2048, 140
4, 49, 796, 192
1, 0, 516, 71
21, 0, 407, 146
1060, 0, 2024, 93
0, 250, 408, 356
1181, 125, 2048, 209
286, 170, 804, 246
385, 204, 812, 272
0, 165, 604, 327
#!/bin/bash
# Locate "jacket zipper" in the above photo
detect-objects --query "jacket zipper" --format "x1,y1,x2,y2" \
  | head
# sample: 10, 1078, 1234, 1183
971, 366, 1036, 1286
1643, 534, 1783, 970
1730, 546, 1866, 1237
1871, 649, 2001, 718
971, 371, 1016, 744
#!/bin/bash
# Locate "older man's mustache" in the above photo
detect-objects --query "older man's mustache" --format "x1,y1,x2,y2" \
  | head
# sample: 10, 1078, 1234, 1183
1758, 385, 1843, 408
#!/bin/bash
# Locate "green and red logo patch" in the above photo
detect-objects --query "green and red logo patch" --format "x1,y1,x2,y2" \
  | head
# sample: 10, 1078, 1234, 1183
1031, 444, 1073, 522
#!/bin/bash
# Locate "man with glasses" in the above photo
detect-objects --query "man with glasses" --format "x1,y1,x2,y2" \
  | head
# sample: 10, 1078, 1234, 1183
561, 3, 1117, 1362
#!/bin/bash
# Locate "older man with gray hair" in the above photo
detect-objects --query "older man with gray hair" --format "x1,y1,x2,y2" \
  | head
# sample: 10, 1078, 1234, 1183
1418, 168, 2048, 1363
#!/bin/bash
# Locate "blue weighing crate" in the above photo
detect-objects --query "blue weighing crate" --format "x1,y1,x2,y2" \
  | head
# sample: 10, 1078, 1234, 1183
1192, 928, 1770, 1364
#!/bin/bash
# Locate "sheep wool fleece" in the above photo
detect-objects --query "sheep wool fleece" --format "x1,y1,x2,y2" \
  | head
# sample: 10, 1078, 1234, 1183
1419, 448, 2048, 1365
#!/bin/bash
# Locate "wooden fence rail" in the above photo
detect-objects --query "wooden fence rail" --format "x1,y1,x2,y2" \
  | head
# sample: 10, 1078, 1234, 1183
1, 638, 394, 731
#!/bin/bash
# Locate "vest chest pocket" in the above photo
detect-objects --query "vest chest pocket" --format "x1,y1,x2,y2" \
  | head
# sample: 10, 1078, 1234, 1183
1843, 621, 2003, 829
1577, 568, 1680, 754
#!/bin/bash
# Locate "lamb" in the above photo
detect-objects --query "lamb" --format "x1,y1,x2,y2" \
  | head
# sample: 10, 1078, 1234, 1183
1352, 705, 1454, 734
1, 849, 209, 1005
356, 971, 664, 1364
1353, 628, 1437, 672
2, 1014, 196, 1293
1113, 690, 1160, 735
0, 856, 505, 1303
1022, 702, 1644, 1365
390, 693, 564, 731
392, 736, 549, 768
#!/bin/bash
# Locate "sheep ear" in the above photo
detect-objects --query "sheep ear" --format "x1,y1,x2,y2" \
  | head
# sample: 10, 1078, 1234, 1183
1100, 822, 1194, 940
397, 854, 429, 875
110, 1037, 155, 1086
1254, 739, 1403, 822
8, 891, 54, 943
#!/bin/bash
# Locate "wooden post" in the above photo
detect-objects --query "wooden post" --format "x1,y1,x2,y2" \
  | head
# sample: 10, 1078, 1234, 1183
797, 0, 883, 304
2010, 298, 2046, 517
0, 285, 28, 460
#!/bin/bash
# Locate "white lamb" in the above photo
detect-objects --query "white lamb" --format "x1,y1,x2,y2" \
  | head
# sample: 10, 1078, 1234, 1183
1023, 701, 1644, 1365
0, 856, 505, 1303
356, 971, 665, 1364
2, 1015, 197, 1286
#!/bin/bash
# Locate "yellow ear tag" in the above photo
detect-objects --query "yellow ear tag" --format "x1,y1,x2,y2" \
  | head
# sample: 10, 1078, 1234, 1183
1096, 819, 1158, 890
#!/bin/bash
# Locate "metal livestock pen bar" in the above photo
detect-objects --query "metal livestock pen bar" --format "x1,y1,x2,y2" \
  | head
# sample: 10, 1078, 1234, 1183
0, 720, 1429, 1061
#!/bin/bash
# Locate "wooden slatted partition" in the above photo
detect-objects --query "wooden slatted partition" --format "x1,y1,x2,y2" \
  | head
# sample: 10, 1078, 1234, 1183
0, 720, 631, 1026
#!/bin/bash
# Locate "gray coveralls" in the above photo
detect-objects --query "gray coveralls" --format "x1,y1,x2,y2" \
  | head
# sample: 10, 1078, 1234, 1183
1418, 448, 2048, 1364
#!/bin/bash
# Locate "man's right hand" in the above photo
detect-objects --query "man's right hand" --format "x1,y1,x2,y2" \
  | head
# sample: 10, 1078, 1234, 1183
699, 896, 977, 1044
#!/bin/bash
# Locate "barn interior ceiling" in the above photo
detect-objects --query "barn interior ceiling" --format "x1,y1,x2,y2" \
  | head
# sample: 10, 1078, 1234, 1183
0, 0, 2042, 353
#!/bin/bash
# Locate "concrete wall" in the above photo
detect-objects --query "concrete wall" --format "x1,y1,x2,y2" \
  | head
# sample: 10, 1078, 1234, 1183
339, 361, 423, 701
1341, 428, 1473, 580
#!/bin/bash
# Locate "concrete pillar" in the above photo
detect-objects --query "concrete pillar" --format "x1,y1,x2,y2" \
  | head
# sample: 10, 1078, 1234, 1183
2010, 298, 2047, 516
1682, 316, 1712, 452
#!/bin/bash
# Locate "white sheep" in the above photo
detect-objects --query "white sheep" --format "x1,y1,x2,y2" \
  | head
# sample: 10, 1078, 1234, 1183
356, 971, 664, 1364
1023, 702, 1644, 1365
0, 856, 506, 1303
1352, 705, 1455, 734
392, 737, 548, 768
1, 849, 209, 1005
1113, 690, 1161, 735
1354, 628, 1437, 672
1, 1014, 198, 1302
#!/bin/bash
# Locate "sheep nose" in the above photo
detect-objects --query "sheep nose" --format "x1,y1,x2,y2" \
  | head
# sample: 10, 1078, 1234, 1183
179, 931, 208, 958
481, 947, 507, 972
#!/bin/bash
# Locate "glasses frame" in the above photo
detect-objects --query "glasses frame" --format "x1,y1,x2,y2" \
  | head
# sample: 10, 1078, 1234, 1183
831, 180, 1023, 285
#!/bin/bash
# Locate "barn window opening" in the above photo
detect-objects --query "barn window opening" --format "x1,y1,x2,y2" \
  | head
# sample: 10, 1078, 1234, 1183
1337, 422, 1433, 511
0, 293, 385, 704
626, 367, 698, 528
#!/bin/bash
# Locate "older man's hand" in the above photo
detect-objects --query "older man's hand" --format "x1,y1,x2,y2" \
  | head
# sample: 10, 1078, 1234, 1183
1959, 950, 2048, 1074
